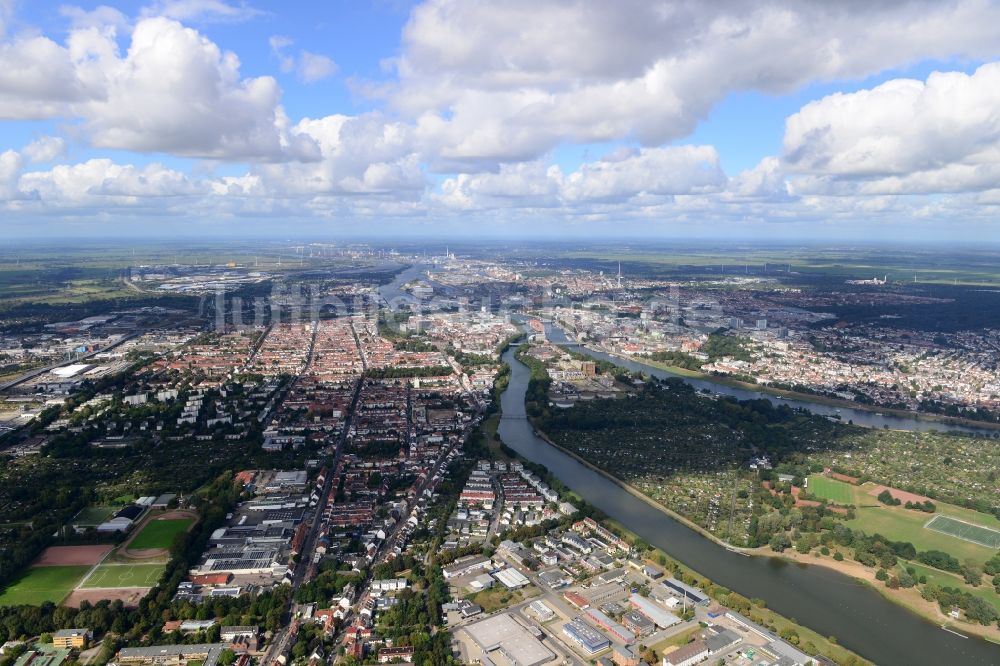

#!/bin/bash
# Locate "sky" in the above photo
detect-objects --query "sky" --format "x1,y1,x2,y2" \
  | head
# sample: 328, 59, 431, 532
3, 0, 1000, 241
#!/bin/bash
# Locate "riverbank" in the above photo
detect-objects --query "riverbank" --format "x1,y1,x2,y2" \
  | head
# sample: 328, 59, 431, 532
765, 548, 1000, 644
530, 406, 1000, 644
600, 518, 873, 665
512, 418, 869, 662
603, 348, 1000, 432
531, 410, 1000, 644
544, 316, 1000, 432
501, 343, 1000, 663
527, 413, 745, 552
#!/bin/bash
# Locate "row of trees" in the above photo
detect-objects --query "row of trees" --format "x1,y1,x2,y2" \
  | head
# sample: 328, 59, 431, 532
921, 584, 1000, 625
874, 489, 936, 513
365, 365, 453, 379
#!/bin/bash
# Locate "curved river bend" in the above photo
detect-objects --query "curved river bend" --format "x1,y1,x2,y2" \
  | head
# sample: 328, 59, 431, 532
544, 324, 994, 436
497, 345, 1000, 666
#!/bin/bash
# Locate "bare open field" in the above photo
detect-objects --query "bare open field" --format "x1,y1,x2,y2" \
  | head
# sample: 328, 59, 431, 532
847, 493, 1000, 565
866, 485, 932, 505
63, 588, 147, 608
34, 545, 113, 567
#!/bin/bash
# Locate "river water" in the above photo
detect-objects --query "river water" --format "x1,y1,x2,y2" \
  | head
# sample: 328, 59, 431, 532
544, 324, 995, 437
376, 262, 428, 305
497, 344, 1000, 665
372, 265, 1000, 661
378, 261, 992, 436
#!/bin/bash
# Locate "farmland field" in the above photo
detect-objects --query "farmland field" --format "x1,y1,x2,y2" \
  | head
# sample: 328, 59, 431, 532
807, 475, 855, 504
128, 518, 193, 550
81, 563, 164, 589
925, 515, 1000, 549
0, 565, 90, 606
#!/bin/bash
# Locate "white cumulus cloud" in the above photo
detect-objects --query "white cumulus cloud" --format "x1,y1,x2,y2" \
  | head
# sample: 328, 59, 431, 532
0, 17, 317, 161
270, 36, 337, 83
297, 51, 337, 83
436, 145, 726, 211
19, 159, 206, 203
140, 0, 262, 23
386, 0, 1000, 170
784, 63, 1000, 194
22, 136, 66, 164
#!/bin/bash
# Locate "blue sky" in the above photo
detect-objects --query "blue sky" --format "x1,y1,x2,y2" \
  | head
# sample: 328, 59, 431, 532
1, 1, 413, 166
1, 1, 1000, 240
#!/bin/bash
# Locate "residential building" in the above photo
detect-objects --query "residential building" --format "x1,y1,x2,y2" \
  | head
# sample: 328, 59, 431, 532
377, 646, 414, 663
52, 630, 91, 649
116, 644, 230, 666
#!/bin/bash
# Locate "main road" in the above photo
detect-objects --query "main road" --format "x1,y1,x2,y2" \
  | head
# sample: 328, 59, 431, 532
262, 320, 361, 666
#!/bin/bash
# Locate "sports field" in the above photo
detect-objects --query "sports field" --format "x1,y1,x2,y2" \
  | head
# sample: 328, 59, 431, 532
807, 475, 854, 504
72, 506, 119, 526
35, 545, 112, 566
128, 518, 193, 550
0, 565, 90, 606
848, 502, 1000, 566
81, 563, 164, 588
925, 515, 1000, 549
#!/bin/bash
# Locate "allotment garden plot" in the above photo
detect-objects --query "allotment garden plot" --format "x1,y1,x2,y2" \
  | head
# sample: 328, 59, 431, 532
925, 515, 1000, 549
537, 382, 755, 544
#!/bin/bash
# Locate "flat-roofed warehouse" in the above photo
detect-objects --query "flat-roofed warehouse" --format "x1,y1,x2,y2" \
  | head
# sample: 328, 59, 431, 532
463, 613, 555, 666
493, 567, 530, 589
195, 546, 283, 575
628, 593, 681, 628
579, 581, 627, 606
